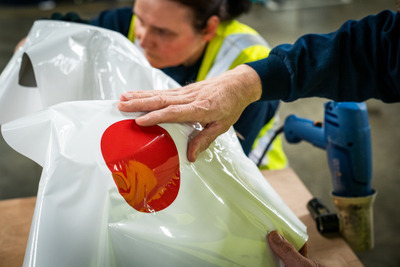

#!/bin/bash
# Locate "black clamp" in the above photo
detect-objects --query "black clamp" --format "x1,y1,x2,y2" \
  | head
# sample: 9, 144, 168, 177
307, 198, 340, 235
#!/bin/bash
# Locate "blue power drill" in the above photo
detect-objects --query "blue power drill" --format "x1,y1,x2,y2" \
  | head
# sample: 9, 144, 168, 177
283, 101, 376, 251
283, 101, 373, 197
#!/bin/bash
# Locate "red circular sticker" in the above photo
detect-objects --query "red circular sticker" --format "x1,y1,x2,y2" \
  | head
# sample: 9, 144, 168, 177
101, 120, 180, 213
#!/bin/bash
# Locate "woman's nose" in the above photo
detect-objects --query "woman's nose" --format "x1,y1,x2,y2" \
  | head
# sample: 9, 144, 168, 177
137, 28, 153, 48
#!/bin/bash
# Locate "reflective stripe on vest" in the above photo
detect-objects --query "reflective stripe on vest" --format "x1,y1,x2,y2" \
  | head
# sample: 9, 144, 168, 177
205, 34, 269, 79
249, 116, 288, 170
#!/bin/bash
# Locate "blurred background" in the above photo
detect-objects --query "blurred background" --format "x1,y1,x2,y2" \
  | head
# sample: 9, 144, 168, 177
0, 0, 399, 266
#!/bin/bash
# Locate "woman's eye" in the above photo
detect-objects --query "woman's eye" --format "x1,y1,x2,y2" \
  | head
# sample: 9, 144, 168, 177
157, 28, 173, 37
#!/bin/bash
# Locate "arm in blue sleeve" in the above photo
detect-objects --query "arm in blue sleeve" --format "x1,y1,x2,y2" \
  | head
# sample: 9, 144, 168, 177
90, 7, 133, 37
247, 10, 400, 103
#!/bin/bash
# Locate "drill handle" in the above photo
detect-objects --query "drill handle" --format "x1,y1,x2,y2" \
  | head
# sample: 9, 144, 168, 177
283, 115, 326, 149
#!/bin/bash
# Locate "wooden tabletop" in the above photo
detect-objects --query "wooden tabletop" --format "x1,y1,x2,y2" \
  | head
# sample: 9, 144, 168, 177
263, 169, 363, 266
0, 168, 362, 267
0, 196, 35, 267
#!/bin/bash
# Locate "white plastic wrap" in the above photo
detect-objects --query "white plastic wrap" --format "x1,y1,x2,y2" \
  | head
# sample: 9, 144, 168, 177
0, 21, 307, 266
0, 20, 177, 124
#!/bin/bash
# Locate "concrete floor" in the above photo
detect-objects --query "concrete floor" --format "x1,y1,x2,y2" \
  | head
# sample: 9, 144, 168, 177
0, 0, 399, 266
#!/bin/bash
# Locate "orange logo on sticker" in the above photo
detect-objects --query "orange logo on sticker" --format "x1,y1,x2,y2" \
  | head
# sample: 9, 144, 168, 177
101, 120, 180, 213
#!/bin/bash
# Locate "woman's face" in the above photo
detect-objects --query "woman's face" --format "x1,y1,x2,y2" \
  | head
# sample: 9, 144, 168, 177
134, 0, 213, 68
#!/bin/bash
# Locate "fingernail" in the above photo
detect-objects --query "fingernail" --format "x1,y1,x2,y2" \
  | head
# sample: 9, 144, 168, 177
191, 151, 199, 162
121, 93, 133, 101
269, 231, 284, 244
134, 116, 147, 125
188, 149, 199, 162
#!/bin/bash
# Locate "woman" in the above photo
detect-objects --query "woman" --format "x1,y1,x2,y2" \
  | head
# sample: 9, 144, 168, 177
56, 0, 287, 169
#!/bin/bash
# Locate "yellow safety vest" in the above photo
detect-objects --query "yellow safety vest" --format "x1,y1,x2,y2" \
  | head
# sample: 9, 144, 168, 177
127, 17, 287, 170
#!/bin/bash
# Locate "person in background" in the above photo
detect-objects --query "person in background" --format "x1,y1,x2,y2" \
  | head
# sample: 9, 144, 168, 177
116, 8, 400, 266
27, 0, 287, 170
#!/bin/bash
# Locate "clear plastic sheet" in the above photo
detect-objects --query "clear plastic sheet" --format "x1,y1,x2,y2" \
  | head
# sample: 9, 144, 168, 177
0, 20, 177, 124
0, 21, 307, 266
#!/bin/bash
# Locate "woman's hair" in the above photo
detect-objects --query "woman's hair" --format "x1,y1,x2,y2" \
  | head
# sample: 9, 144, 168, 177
169, 0, 252, 31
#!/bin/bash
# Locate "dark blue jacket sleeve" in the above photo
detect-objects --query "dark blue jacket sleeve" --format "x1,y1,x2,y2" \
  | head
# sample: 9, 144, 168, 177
89, 7, 133, 37
247, 10, 400, 103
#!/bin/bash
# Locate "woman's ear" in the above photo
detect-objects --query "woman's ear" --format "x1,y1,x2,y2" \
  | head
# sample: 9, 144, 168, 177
202, 15, 220, 41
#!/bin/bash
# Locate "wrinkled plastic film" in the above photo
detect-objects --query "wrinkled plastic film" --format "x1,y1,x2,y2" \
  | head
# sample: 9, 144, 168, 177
2, 101, 307, 266
0, 20, 178, 124
0, 21, 308, 266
